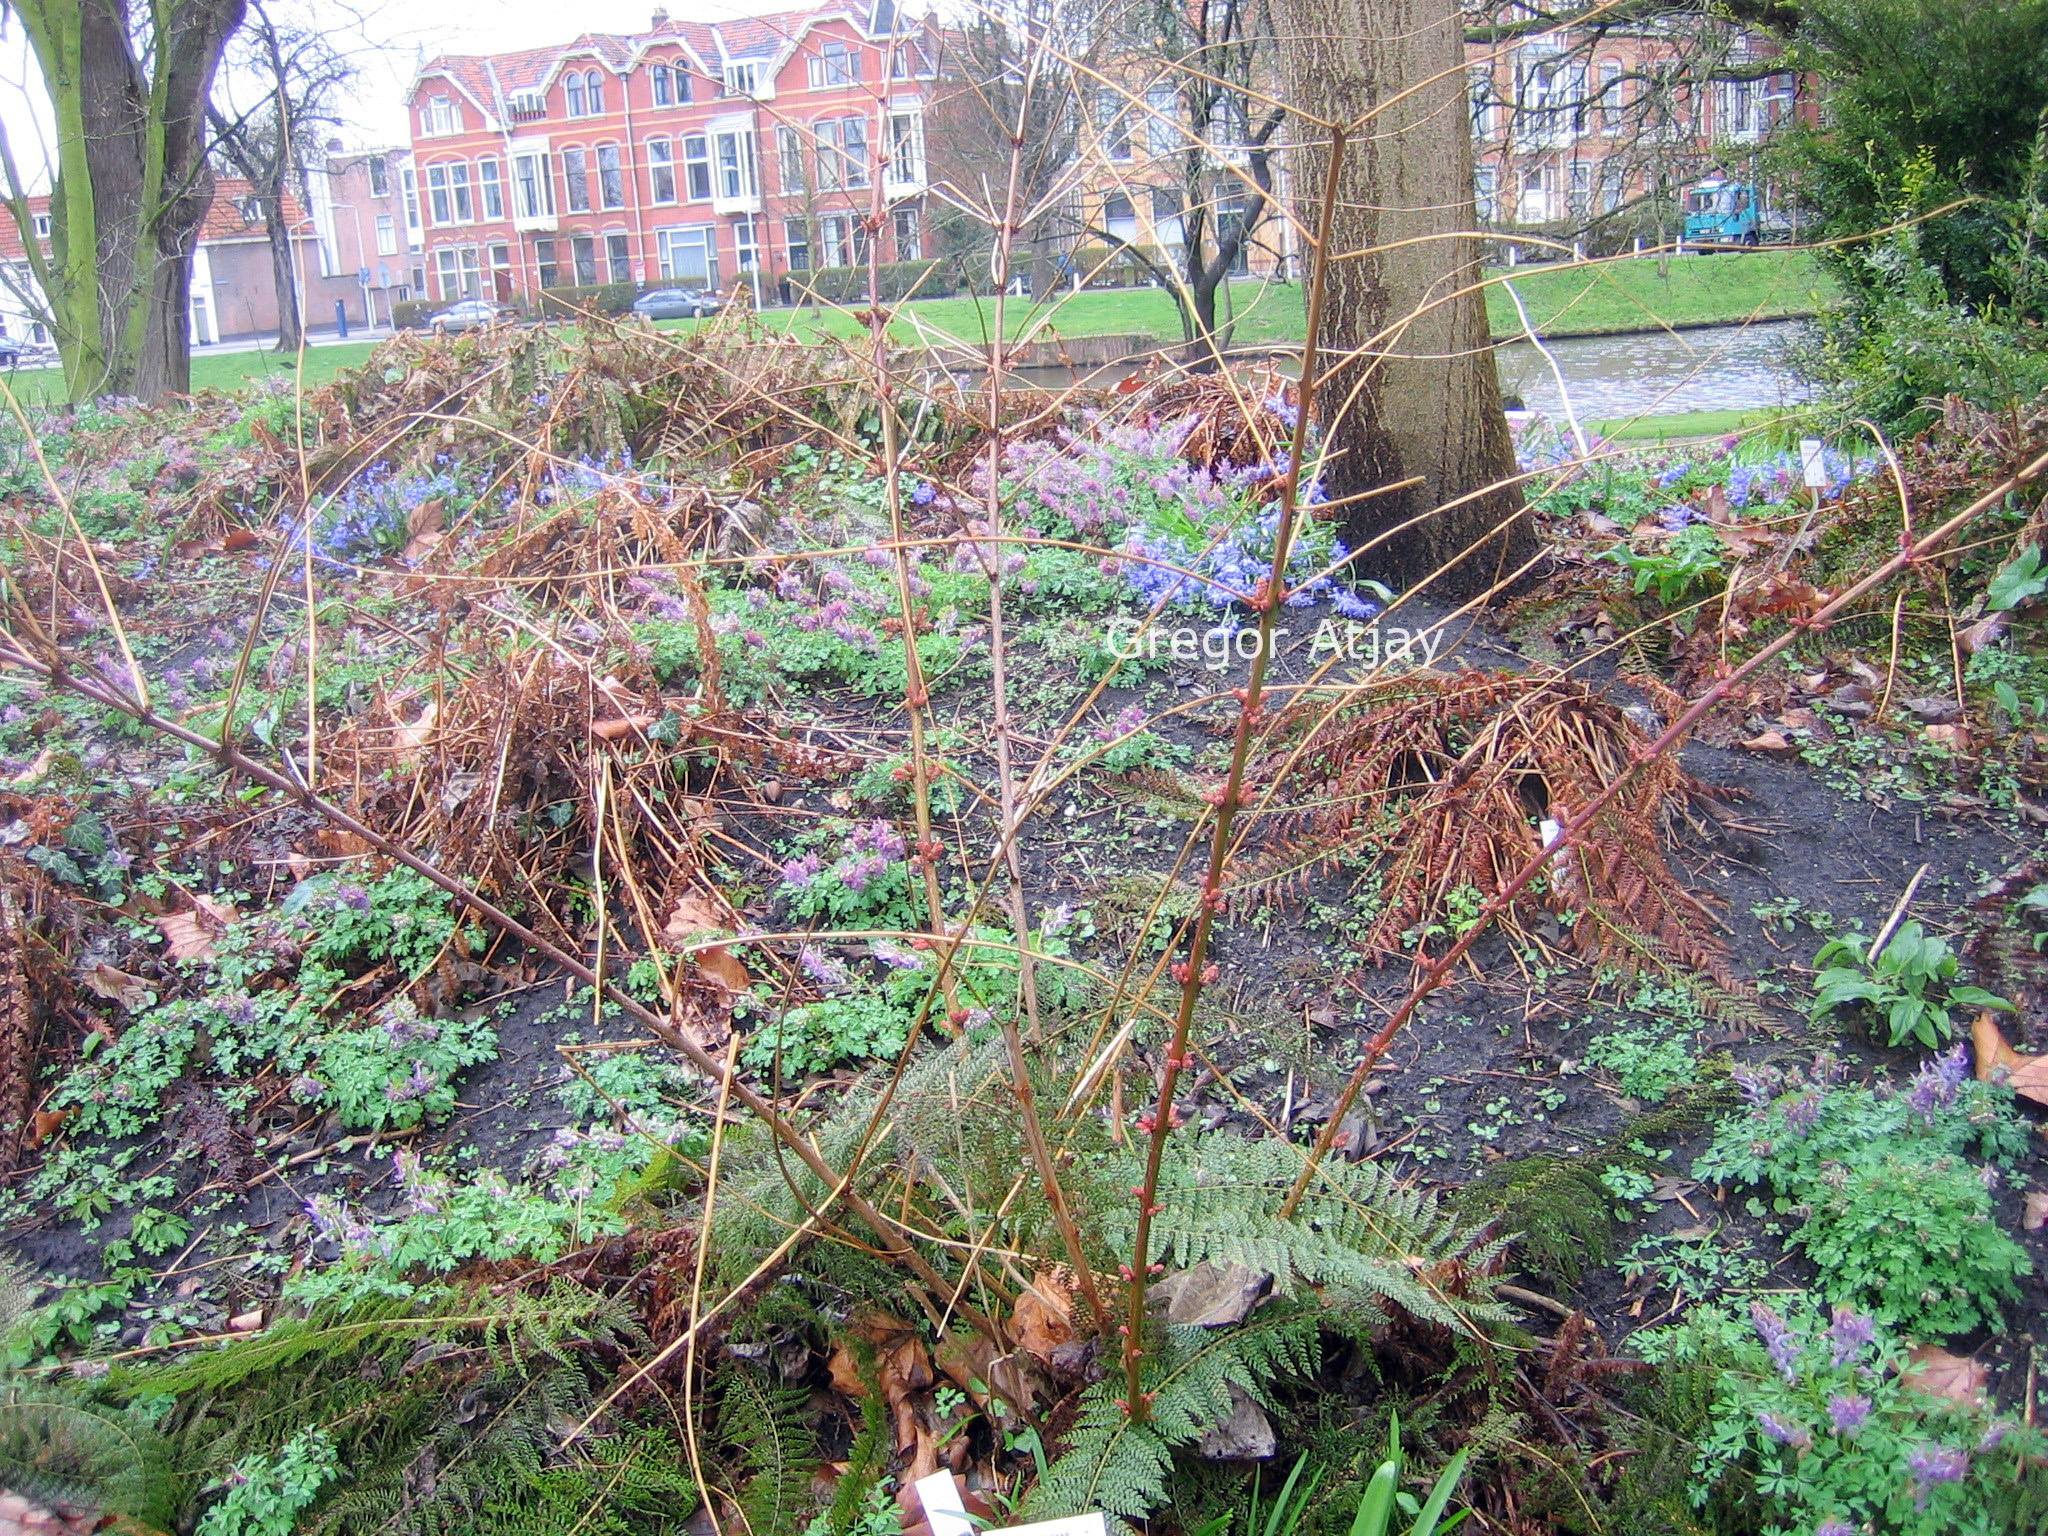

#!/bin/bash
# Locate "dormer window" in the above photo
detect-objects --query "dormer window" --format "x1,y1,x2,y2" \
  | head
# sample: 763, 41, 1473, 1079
508, 90, 545, 122
422, 94, 458, 135
808, 40, 859, 87
585, 70, 606, 113
566, 74, 586, 115
31, 214, 50, 239
722, 61, 760, 96
651, 62, 673, 105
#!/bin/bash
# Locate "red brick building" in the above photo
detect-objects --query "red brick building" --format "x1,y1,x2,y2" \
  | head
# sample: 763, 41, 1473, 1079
390, 0, 939, 308
1467, 26, 1811, 236
0, 179, 362, 346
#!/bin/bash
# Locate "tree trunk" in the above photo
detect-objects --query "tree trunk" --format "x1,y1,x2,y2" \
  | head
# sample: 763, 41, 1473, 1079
16, 0, 245, 401
266, 196, 303, 351
1277, 0, 1533, 600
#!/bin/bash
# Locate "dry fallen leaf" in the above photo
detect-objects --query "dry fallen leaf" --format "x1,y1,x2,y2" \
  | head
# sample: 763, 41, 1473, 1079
153, 911, 217, 963
391, 702, 439, 758
1011, 1270, 1076, 1361
590, 714, 657, 741
28, 1110, 68, 1147
228, 1308, 264, 1332
662, 894, 728, 944
1973, 1011, 2048, 1107
695, 945, 750, 995
83, 964, 151, 1010
2025, 1191, 2048, 1232
1902, 1344, 1988, 1406
1922, 723, 1972, 753
1738, 730, 1796, 756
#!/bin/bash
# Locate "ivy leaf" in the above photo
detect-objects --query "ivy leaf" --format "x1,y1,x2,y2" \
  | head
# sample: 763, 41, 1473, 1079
1986, 544, 2047, 612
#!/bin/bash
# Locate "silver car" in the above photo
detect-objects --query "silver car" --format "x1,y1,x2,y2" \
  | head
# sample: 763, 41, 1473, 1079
427, 300, 506, 333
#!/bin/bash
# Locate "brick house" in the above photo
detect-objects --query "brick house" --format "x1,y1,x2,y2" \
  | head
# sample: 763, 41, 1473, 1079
1468, 25, 1812, 238
0, 178, 362, 347
387, 0, 939, 309
307, 145, 422, 328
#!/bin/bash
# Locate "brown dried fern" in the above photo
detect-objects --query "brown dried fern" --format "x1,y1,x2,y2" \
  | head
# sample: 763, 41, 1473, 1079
1239, 670, 1729, 979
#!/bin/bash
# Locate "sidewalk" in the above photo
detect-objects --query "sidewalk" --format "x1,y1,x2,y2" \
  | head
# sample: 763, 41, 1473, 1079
193, 326, 394, 357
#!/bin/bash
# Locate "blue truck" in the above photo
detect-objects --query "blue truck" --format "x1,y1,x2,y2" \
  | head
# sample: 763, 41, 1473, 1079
1684, 180, 1764, 247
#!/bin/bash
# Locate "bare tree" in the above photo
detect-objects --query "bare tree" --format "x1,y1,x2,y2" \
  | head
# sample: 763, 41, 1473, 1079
1, 0, 246, 400
207, 0, 356, 351
926, 0, 1103, 298
1278, 0, 1534, 598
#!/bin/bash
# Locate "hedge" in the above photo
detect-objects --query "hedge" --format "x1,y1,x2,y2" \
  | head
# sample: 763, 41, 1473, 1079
1067, 245, 1167, 289
536, 282, 638, 318
788, 259, 958, 305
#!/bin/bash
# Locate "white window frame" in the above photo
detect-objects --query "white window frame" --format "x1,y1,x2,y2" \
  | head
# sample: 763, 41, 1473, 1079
722, 61, 760, 97
648, 138, 677, 204
596, 144, 625, 209
886, 110, 923, 186
478, 158, 504, 219
656, 224, 720, 286
713, 128, 758, 199
808, 40, 859, 88
683, 135, 712, 201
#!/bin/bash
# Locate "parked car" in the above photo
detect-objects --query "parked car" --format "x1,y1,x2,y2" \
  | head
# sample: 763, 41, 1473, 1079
427, 300, 507, 332
632, 288, 723, 320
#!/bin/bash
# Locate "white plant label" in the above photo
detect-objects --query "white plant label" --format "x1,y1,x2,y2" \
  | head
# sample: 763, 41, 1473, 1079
1799, 438, 1830, 489
913, 1473, 1108, 1536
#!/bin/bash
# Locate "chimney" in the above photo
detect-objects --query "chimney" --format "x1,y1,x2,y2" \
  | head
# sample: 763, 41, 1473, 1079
650, 6, 668, 26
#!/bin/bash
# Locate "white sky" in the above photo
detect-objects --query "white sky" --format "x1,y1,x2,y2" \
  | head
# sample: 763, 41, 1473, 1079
0, 0, 805, 187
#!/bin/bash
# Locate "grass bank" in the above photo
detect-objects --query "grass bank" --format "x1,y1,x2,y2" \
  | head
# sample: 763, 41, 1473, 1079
0, 251, 1829, 404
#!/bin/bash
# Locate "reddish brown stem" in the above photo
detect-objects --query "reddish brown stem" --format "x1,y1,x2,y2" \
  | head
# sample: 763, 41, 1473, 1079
1279, 443, 2048, 1218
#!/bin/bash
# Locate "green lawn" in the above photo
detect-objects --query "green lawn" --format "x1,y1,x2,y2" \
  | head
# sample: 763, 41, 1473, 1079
692, 248, 1829, 350
0, 250, 1830, 404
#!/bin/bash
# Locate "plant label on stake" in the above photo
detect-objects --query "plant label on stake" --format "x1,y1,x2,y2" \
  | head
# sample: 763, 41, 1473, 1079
913, 1473, 1108, 1536
1799, 439, 1829, 490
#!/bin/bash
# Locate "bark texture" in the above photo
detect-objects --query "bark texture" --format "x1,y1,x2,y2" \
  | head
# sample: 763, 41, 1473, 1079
16, 0, 245, 400
1277, 0, 1533, 599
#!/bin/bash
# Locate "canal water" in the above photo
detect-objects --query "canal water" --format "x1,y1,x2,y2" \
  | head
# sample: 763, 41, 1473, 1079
1493, 318, 1806, 420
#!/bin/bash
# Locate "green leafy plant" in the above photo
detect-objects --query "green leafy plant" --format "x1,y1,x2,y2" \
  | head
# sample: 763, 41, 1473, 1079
1637, 1294, 2046, 1536
1986, 542, 2046, 612
1583, 1022, 1698, 1102
1809, 921, 2010, 1047
1345, 1413, 1471, 1536
1604, 525, 1727, 606
1694, 1052, 2030, 1336
194, 1426, 340, 1536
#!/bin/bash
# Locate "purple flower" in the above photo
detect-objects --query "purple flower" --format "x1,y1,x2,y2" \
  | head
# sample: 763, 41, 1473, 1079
798, 945, 850, 991
1782, 1091, 1822, 1135
911, 481, 936, 506
1907, 1445, 1968, 1508
838, 853, 889, 894
1827, 1306, 1874, 1368
1813, 1523, 1856, 1536
848, 820, 908, 860
382, 1012, 440, 1047
1331, 587, 1379, 620
1826, 1394, 1871, 1435
1732, 1064, 1775, 1106
1980, 1421, 2013, 1454
330, 883, 371, 912
1750, 1302, 1801, 1382
779, 852, 823, 890
289, 1074, 326, 1101
386, 1061, 438, 1103
1757, 1412, 1812, 1449
1907, 1042, 1970, 1120
871, 939, 925, 971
